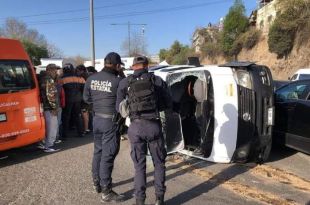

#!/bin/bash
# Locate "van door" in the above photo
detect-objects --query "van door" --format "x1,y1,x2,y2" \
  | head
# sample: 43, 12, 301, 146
164, 70, 211, 154
161, 111, 184, 153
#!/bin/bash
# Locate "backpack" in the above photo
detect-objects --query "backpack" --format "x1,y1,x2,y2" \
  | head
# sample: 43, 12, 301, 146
127, 73, 158, 118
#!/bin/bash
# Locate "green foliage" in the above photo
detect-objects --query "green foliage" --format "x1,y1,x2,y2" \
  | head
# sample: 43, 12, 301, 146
268, 0, 310, 58
201, 42, 221, 60
242, 29, 261, 49
21, 40, 49, 65
220, 0, 249, 56
268, 21, 295, 58
159, 49, 168, 61
230, 38, 243, 58
159, 41, 195, 65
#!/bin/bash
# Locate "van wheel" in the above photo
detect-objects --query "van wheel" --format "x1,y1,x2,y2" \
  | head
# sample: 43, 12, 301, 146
257, 139, 272, 164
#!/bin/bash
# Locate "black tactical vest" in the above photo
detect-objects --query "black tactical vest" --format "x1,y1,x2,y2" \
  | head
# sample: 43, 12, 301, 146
127, 73, 158, 119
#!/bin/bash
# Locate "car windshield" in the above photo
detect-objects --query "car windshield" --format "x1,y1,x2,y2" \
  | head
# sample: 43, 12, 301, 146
0, 60, 35, 94
299, 74, 310, 80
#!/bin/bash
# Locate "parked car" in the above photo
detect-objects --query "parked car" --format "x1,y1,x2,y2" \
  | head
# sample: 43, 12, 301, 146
273, 80, 289, 91
161, 62, 274, 163
274, 80, 310, 154
289, 68, 310, 81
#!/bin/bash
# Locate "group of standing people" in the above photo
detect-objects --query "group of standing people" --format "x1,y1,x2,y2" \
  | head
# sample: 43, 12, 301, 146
83, 52, 171, 205
38, 63, 96, 152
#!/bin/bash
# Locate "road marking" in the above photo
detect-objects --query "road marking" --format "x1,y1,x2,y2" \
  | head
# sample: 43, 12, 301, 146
246, 164, 310, 193
168, 157, 298, 205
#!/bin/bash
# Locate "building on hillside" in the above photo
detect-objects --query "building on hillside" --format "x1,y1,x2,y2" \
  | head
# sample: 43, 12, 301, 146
256, 0, 278, 34
192, 23, 220, 53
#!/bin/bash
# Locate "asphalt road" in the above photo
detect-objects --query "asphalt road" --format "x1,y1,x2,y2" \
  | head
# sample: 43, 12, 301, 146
0, 134, 310, 205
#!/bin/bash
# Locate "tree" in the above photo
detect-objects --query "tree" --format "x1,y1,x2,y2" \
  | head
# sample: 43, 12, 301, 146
66, 55, 87, 66
0, 18, 62, 64
121, 31, 147, 56
220, 0, 249, 57
159, 49, 168, 61
21, 40, 49, 65
159, 41, 195, 65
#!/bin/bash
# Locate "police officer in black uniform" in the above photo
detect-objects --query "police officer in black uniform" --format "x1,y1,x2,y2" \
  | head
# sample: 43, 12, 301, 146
116, 56, 172, 205
83, 52, 125, 203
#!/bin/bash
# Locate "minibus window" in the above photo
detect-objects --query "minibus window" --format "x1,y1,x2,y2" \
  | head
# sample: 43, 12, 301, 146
0, 60, 35, 93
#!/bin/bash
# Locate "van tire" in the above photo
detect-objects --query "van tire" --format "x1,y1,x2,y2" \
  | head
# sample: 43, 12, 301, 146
257, 139, 272, 164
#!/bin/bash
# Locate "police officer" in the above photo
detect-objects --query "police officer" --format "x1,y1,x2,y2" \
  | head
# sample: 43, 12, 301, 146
83, 52, 125, 203
116, 56, 172, 205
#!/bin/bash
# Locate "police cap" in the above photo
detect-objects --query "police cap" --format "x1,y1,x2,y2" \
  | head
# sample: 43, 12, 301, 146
132, 56, 149, 65
104, 52, 124, 65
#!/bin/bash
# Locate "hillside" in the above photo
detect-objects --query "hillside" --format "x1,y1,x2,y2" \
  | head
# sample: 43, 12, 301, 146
202, 34, 310, 80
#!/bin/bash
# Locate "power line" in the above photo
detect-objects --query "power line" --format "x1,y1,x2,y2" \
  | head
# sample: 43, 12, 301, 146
20, 0, 232, 26
0, 0, 153, 20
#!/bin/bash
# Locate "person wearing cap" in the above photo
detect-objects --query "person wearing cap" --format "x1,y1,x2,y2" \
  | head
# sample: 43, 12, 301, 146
83, 52, 125, 203
38, 64, 61, 152
116, 56, 172, 205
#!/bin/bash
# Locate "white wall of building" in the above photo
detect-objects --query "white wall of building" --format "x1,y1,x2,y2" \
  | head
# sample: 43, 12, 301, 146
256, 0, 278, 34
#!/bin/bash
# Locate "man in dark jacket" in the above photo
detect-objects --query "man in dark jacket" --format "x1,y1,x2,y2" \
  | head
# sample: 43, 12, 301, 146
116, 56, 172, 205
83, 52, 125, 203
59, 63, 85, 139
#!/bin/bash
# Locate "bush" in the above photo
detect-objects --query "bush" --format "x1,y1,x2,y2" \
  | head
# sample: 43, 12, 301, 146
243, 29, 261, 49
268, 21, 295, 58
268, 0, 310, 58
201, 42, 221, 59
230, 38, 243, 58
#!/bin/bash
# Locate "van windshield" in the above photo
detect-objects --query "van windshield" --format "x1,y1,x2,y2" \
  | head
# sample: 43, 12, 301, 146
0, 60, 35, 94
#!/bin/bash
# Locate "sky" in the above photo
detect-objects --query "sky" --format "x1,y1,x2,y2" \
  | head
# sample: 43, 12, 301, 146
0, 0, 257, 59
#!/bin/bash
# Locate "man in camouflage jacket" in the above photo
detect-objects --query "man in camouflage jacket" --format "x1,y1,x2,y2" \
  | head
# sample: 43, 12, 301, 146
39, 64, 60, 152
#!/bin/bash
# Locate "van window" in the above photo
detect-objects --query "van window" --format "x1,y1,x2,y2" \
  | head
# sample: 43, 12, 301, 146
0, 60, 35, 94
291, 74, 298, 81
299, 74, 310, 80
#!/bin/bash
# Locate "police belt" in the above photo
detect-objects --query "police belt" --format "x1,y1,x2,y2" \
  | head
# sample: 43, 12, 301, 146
94, 112, 114, 119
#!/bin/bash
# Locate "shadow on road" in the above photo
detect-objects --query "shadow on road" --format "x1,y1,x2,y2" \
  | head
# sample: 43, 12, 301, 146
118, 158, 214, 201
267, 143, 297, 163
0, 132, 93, 168
165, 162, 251, 204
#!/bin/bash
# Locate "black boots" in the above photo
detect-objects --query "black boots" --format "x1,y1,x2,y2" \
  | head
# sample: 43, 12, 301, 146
93, 181, 101, 193
155, 195, 164, 205
101, 187, 125, 203
135, 198, 145, 205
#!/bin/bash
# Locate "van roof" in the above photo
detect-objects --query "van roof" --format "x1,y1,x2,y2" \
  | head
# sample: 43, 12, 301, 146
0, 38, 30, 61
296, 68, 310, 74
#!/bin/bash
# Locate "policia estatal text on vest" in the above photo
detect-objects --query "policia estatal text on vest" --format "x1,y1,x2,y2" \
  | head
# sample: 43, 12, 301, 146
83, 52, 125, 203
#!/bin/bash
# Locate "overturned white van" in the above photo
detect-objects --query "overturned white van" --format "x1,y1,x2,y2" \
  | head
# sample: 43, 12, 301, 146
162, 62, 274, 163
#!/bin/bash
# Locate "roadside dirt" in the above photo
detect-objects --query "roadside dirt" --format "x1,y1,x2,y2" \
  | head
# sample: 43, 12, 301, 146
168, 156, 300, 205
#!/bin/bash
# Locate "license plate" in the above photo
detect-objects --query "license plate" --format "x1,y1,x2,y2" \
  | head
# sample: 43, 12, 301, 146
0, 113, 7, 122
267, 107, 274, 126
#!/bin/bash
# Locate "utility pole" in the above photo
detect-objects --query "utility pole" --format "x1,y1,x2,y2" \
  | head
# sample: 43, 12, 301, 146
111, 22, 147, 57
90, 0, 95, 66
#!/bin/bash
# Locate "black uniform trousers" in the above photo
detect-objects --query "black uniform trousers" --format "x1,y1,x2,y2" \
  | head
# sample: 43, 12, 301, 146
62, 101, 83, 138
92, 115, 120, 188
128, 119, 167, 200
